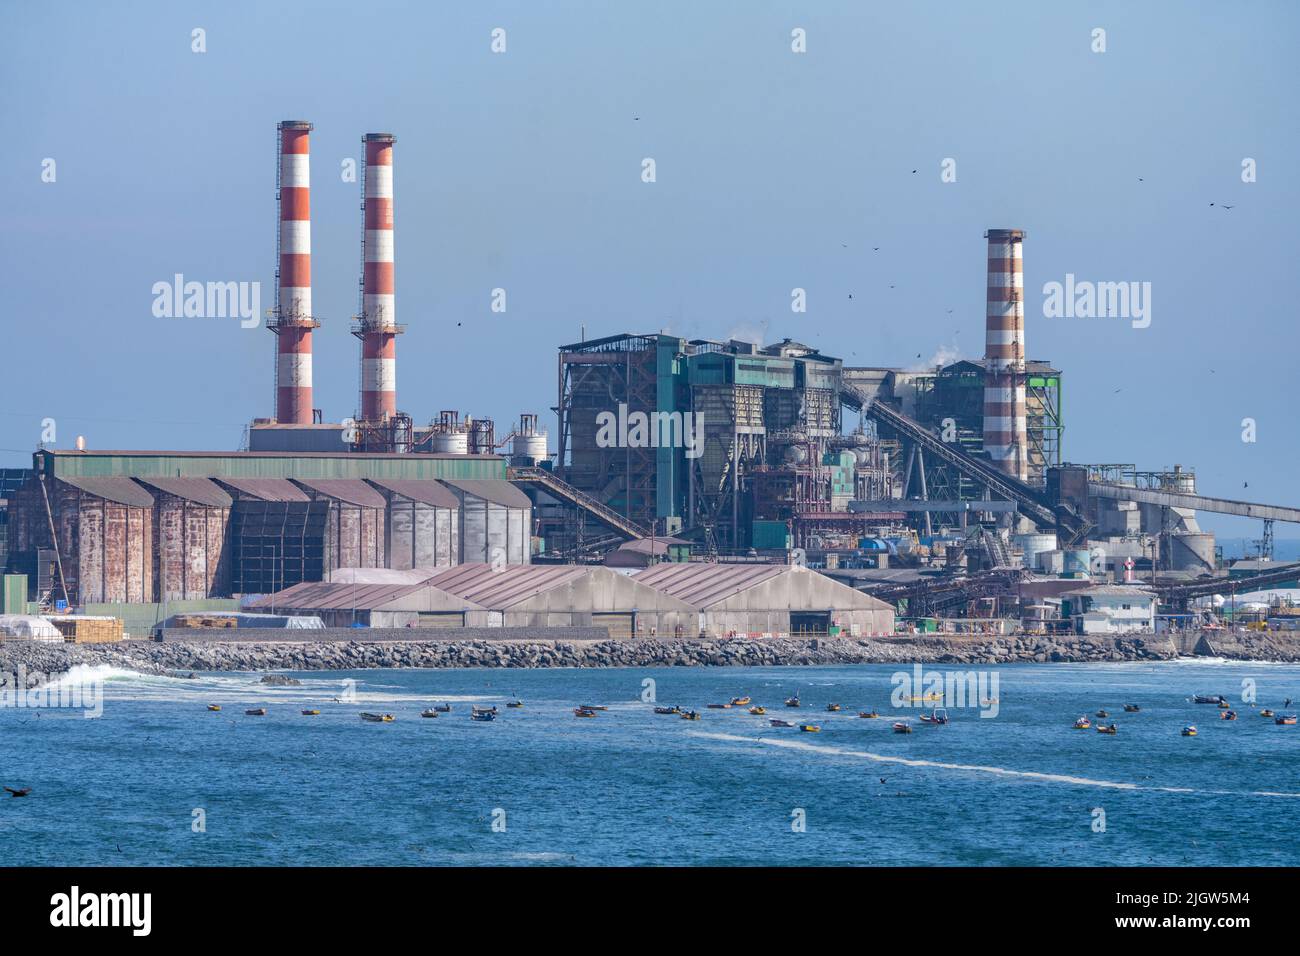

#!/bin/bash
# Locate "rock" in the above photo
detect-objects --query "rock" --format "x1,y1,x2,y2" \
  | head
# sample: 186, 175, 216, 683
259, 674, 302, 686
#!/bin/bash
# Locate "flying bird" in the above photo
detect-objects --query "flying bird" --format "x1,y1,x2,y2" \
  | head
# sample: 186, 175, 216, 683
4, 787, 30, 798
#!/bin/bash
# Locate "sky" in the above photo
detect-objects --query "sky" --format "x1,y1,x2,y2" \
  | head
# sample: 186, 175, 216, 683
2, 0, 1297, 539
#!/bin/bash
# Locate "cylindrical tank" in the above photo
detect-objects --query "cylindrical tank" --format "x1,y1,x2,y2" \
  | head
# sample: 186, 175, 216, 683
431, 431, 468, 454
1063, 549, 1091, 575
1169, 532, 1215, 572
1015, 533, 1057, 570
512, 433, 548, 461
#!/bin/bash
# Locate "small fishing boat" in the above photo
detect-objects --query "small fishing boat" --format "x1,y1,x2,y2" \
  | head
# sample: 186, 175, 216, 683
826, 703, 842, 712
919, 708, 949, 725
1261, 709, 1275, 718
506, 700, 524, 709
472, 705, 498, 715
1096, 723, 1118, 735
909, 692, 943, 703
1123, 704, 1141, 713
653, 706, 681, 715
1095, 709, 1109, 718
300, 709, 320, 716
245, 708, 267, 716
730, 696, 752, 707
858, 710, 880, 719
748, 705, 767, 715
469, 711, 496, 722
799, 724, 821, 733
420, 708, 440, 718
707, 703, 732, 709
573, 707, 597, 718
680, 710, 701, 721
892, 721, 912, 734
1193, 694, 1225, 705
1275, 714, 1297, 726
433, 703, 452, 713
1218, 699, 1232, 709
1220, 710, 1237, 721
207, 704, 222, 712
1073, 716, 1092, 730
769, 718, 795, 727
784, 692, 801, 707
1181, 725, 1198, 736
360, 712, 394, 723
579, 704, 608, 712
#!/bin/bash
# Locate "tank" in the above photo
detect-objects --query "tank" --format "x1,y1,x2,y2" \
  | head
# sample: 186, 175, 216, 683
1169, 532, 1215, 572
512, 433, 548, 462
1014, 533, 1057, 570
431, 431, 468, 455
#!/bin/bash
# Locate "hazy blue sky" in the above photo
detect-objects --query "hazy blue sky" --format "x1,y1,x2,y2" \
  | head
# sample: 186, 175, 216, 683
2, 1, 1296, 539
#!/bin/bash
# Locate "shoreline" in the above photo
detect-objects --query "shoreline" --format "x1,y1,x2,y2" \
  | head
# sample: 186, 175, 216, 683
4, 631, 1300, 685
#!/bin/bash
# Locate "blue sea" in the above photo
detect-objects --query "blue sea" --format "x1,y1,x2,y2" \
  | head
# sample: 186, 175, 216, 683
2, 662, 1298, 866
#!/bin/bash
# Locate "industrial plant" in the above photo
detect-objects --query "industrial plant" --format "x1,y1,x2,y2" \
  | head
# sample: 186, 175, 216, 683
3, 120, 1299, 642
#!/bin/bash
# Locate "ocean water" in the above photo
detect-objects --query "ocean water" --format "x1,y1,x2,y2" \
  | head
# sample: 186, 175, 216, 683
2, 662, 1298, 866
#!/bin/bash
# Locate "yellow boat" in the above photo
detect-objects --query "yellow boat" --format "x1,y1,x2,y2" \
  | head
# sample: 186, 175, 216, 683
1261, 709, 1275, 718
858, 710, 880, 719
799, 724, 821, 733
360, 712, 394, 723
909, 693, 943, 703
207, 704, 222, 712
748, 705, 767, 715
826, 703, 842, 712
1073, 716, 1092, 730
300, 709, 320, 716
1096, 724, 1118, 735
680, 710, 701, 721
730, 696, 752, 707
1182, 725, 1198, 736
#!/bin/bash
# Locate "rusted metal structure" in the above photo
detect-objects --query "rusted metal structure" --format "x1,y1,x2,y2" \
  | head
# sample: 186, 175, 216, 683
292, 479, 387, 572
368, 478, 460, 570
137, 477, 232, 601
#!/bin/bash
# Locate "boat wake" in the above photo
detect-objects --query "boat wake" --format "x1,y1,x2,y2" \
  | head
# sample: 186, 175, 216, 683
688, 731, 1300, 799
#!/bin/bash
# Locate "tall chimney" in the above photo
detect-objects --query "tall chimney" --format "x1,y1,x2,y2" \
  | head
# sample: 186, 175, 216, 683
983, 228, 1027, 481
272, 120, 318, 424
357, 132, 401, 422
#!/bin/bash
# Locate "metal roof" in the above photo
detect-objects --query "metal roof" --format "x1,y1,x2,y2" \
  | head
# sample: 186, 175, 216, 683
423, 563, 591, 609
368, 478, 460, 509
1060, 585, 1156, 599
294, 478, 387, 508
37, 449, 508, 482
633, 563, 787, 606
216, 477, 312, 501
441, 479, 533, 509
59, 476, 156, 508
247, 579, 447, 612
136, 476, 233, 507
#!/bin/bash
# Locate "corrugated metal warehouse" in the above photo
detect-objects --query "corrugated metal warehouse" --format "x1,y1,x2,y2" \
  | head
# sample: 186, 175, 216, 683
633, 563, 895, 637
293, 479, 386, 572
138, 477, 232, 601
247, 576, 487, 628
369, 478, 459, 570
422, 563, 697, 636
440, 480, 532, 566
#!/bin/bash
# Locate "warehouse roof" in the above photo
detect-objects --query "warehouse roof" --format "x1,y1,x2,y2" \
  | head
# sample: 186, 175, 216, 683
368, 478, 461, 509
136, 476, 233, 507
1060, 585, 1156, 599
216, 478, 312, 501
247, 579, 475, 612
60, 476, 156, 508
633, 562, 788, 605
441, 479, 532, 509
295, 478, 387, 508
423, 563, 590, 609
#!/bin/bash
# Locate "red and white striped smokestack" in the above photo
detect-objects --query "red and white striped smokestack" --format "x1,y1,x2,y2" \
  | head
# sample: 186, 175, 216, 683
358, 132, 401, 422
273, 120, 318, 424
983, 228, 1028, 482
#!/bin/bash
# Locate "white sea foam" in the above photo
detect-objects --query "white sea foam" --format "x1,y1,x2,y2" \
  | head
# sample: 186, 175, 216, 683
688, 731, 1300, 799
